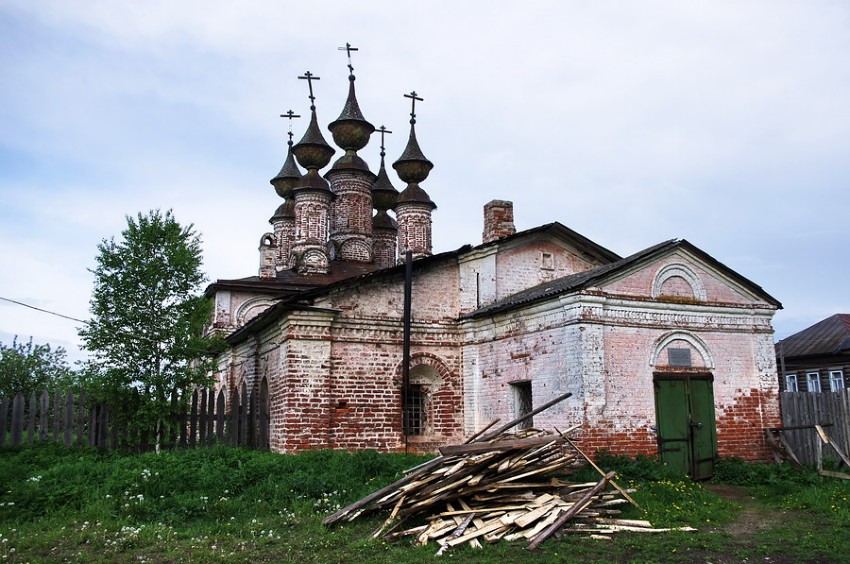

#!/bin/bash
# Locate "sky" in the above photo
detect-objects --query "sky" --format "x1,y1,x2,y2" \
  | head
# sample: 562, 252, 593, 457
1, 0, 848, 364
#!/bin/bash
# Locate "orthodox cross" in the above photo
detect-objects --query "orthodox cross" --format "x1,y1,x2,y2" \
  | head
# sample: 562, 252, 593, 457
377, 125, 392, 158
279, 109, 301, 145
404, 91, 423, 124
338, 42, 359, 75
298, 71, 320, 110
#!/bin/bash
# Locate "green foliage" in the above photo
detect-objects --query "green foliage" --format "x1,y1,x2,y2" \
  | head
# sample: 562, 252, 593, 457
712, 457, 821, 495
78, 210, 218, 447
2, 447, 850, 562
630, 478, 738, 527
573, 450, 686, 483
0, 336, 75, 398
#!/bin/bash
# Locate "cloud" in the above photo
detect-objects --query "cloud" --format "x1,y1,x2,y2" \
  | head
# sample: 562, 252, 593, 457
1, 0, 849, 351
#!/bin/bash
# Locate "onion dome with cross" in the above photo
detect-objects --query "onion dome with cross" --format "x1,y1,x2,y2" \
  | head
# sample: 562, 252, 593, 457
328, 43, 375, 173
393, 91, 436, 210
292, 71, 336, 193
270, 110, 304, 199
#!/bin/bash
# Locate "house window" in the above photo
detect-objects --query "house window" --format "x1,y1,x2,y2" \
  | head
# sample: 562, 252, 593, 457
829, 370, 845, 392
404, 384, 425, 436
511, 381, 533, 430
785, 373, 799, 392
541, 252, 554, 270
806, 372, 822, 393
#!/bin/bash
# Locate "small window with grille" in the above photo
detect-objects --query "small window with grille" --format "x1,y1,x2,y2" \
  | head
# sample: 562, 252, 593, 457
404, 384, 426, 436
511, 381, 533, 430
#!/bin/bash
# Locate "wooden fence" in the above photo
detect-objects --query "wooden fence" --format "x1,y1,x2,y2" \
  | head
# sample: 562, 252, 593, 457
779, 389, 850, 466
0, 380, 269, 452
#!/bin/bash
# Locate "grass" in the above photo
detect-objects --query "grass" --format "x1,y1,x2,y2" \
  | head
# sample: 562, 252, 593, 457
1, 444, 849, 562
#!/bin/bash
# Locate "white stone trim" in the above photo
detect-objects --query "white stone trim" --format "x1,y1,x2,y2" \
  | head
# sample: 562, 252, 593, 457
650, 330, 715, 369
234, 296, 277, 326
651, 263, 706, 301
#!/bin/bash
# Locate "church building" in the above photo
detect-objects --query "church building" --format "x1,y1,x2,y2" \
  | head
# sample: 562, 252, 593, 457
204, 51, 782, 476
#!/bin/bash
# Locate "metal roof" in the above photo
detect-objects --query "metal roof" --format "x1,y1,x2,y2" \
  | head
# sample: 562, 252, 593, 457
776, 314, 850, 358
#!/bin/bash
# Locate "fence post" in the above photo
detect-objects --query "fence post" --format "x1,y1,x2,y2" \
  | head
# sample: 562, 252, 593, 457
229, 388, 239, 446
248, 386, 257, 449
63, 390, 74, 447
216, 390, 225, 442
259, 378, 269, 450
11, 393, 24, 446
78, 390, 88, 447
53, 391, 61, 443
239, 382, 248, 446
0, 396, 8, 448
27, 391, 36, 445
179, 394, 188, 448
189, 390, 198, 447
199, 390, 208, 444
206, 389, 214, 443
39, 391, 49, 442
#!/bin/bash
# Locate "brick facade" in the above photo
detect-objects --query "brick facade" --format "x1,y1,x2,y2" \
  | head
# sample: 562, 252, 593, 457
206, 73, 781, 465
210, 222, 781, 463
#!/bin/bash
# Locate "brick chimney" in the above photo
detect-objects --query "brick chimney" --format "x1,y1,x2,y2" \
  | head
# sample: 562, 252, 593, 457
482, 200, 516, 243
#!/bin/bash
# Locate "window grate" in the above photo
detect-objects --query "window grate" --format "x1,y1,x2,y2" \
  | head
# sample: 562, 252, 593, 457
404, 385, 425, 436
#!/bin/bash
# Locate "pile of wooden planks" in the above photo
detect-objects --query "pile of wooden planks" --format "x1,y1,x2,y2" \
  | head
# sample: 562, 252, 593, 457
324, 422, 690, 553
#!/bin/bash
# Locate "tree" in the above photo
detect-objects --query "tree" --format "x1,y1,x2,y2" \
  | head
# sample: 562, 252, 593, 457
0, 336, 75, 398
78, 209, 222, 451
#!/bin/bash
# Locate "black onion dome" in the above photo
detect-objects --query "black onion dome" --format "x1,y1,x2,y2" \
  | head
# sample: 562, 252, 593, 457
394, 183, 436, 210
269, 200, 295, 223
371, 160, 399, 211
293, 110, 335, 170
328, 151, 373, 174
270, 146, 303, 199
372, 209, 398, 230
392, 124, 433, 183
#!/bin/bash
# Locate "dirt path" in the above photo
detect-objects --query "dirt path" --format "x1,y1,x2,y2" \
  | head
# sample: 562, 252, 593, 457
704, 484, 784, 538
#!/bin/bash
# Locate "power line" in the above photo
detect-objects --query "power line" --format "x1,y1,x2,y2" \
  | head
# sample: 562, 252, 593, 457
0, 295, 260, 360
0, 296, 87, 324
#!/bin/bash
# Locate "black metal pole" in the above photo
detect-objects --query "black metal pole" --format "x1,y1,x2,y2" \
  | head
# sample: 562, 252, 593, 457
402, 250, 413, 454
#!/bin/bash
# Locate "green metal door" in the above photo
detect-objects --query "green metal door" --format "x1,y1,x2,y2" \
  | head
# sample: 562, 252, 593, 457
654, 375, 717, 479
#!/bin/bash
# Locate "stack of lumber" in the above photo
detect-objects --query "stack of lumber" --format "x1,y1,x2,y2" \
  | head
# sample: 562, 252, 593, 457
324, 393, 694, 553
324, 425, 689, 553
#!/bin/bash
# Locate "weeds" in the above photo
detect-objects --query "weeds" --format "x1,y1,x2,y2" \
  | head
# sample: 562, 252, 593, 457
1, 444, 849, 562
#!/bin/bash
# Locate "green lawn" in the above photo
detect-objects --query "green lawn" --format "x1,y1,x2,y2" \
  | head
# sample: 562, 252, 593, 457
1, 444, 848, 562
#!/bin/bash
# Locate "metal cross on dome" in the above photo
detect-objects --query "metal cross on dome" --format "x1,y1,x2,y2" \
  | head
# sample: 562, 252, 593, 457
338, 42, 359, 75
298, 71, 320, 110
404, 91, 423, 124
377, 125, 392, 158
279, 109, 301, 145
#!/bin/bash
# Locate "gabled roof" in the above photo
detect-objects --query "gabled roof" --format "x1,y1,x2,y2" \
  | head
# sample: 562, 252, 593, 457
776, 314, 850, 358
222, 222, 619, 345
462, 239, 781, 319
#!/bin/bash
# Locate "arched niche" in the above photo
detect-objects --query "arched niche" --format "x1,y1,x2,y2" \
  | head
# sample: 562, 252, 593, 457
651, 263, 707, 302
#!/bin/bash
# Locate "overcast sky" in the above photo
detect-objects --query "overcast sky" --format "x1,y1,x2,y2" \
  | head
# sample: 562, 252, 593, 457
1, 1, 848, 363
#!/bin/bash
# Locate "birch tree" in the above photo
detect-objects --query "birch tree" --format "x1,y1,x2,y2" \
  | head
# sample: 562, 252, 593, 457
79, 210, 220, 451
